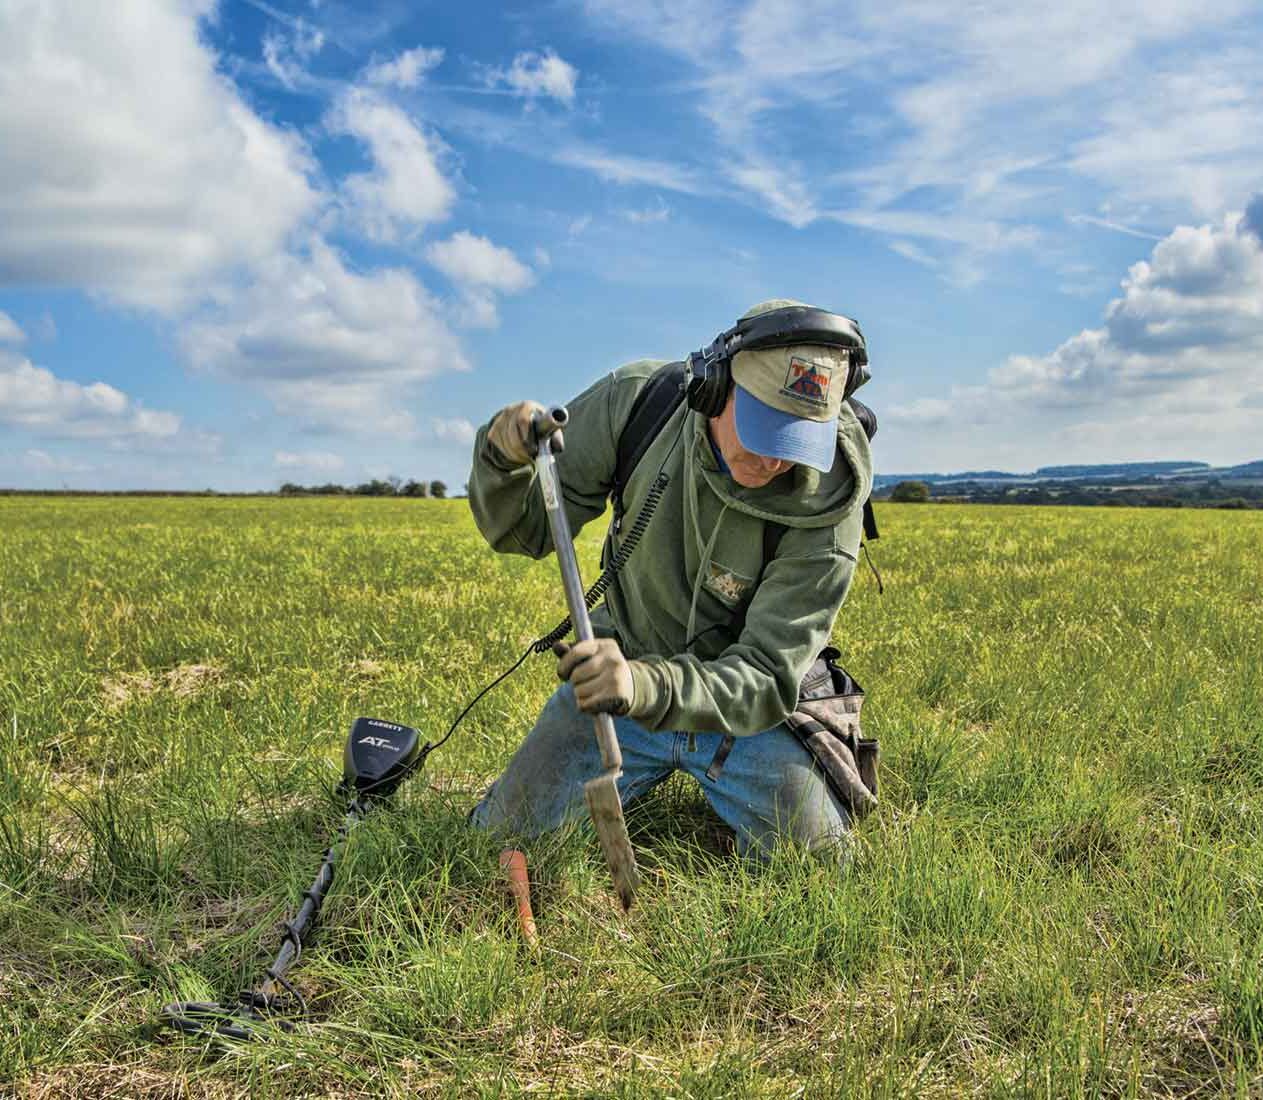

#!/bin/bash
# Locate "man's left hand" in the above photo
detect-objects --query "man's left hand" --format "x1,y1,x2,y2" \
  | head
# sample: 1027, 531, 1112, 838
553, 638, 637, 716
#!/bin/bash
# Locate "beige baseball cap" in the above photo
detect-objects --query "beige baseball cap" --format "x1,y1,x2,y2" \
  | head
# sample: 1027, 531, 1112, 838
728, 300, 857, 473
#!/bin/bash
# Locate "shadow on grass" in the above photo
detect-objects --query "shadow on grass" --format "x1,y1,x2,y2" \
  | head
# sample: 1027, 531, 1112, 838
624, 773, 736, 868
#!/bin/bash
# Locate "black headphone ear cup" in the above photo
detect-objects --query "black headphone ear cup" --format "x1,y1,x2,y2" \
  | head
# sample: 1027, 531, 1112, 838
703, 358, 731, 417
686, 354, 731, 417
684, 352, 708, 413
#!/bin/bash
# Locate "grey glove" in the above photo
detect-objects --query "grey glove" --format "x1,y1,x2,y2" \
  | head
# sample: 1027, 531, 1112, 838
487, 400, 546, 467
554, 639, 641, 717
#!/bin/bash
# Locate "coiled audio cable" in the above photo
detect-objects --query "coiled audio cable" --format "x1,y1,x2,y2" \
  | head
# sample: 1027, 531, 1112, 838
531, 469, 670, 654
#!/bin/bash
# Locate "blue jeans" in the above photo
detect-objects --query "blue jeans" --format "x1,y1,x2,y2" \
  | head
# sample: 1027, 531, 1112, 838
470, 683, 851, 861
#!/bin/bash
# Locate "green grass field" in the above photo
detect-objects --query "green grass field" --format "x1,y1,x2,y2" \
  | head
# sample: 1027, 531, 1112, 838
1, 497, 1261, 1098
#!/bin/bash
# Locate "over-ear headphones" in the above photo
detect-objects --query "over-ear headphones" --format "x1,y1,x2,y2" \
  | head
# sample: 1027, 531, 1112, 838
684, 305, 869, 418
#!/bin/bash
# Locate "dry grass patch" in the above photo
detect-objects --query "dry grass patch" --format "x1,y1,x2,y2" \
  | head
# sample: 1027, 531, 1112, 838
100, 665, 224, 710
347, 658, 387, 680
12, 1063, 241, 1100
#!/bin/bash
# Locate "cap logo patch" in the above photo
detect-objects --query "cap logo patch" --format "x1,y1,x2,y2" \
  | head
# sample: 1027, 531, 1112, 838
781, 357, 833, 408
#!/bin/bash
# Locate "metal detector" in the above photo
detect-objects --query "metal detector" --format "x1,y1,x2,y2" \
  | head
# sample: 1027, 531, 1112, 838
160, 717, 425, 1041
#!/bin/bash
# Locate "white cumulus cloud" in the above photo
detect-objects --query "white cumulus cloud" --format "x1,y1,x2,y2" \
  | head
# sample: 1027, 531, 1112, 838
425, 232, 535, 292
0, 0, 319, 311
0, 351, 181, 441
182, 238, 468, 432
365, 46, 445, 89
886, 199, 1263, 467
425, 231, 536, 328
432, 418, 476, 445
483, 50, 578, 105
990, 209, 1263, 404
328, 88, 455, 242
886, 396, 954, 425
0, 311, 24, 344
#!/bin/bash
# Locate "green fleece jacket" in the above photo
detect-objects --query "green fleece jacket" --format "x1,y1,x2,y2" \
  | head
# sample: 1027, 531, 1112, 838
468, 360, 874, 736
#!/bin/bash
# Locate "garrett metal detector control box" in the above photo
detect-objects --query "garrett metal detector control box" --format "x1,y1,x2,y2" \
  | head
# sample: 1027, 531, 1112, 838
343, 717, 422, 796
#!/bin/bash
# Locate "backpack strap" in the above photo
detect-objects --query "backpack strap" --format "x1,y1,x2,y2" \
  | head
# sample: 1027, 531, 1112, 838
848, 397, 880, 542
611, 362, 685, 532
762, 518, 787, 564
862, 500, 879, 541
722, 519, 787, 647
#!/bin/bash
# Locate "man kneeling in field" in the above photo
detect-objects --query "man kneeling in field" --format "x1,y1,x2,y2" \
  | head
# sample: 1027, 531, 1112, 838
467, 300, 874, 860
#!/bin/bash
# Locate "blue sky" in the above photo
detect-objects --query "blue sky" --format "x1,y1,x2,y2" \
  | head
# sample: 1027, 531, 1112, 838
1, 0, 1260, 491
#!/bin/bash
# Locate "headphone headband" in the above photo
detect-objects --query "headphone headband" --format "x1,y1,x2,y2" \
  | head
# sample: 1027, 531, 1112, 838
725, 306, 867, 365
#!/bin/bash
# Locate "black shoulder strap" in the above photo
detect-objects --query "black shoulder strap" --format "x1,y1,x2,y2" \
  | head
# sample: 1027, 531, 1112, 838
612, 362, 685, 524
762, 519, 787, 564
729, 519, 785, 641
863, 500, 879, 541
848, 397, 880, 542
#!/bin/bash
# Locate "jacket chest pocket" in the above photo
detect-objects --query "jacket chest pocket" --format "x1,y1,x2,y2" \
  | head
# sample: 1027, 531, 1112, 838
700, 559, 756, 608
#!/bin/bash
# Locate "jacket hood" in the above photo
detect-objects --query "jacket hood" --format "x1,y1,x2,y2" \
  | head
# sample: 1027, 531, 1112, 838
688, 400, 873, 529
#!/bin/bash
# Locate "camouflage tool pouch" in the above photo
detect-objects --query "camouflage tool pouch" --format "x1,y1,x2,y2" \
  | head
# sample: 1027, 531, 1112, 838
786, 646, 878, 821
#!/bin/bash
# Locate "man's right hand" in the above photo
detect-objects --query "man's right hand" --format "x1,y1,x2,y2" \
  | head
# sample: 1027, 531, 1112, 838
487, 400, 546, 468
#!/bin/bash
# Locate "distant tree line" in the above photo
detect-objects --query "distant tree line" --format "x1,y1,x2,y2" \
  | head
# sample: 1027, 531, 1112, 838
889, 480, 932, 503
279, 477, 449, 498
878, 478, 1263, 509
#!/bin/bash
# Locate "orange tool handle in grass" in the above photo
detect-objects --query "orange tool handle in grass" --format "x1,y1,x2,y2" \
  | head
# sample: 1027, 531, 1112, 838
499, 849, 539, 946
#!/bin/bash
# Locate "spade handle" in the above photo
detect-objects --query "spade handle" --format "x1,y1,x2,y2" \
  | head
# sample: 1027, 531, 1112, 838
534, 409, 624, 773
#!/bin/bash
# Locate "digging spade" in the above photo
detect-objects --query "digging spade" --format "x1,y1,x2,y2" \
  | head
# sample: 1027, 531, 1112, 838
533, 406, 640, 911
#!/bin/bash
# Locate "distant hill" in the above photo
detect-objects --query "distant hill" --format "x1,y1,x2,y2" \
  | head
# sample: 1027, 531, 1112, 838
950, 470, 1024, 481
1218, 460, 1263, 478
874, 459, 1260, 490
1033, 461, 1208, 479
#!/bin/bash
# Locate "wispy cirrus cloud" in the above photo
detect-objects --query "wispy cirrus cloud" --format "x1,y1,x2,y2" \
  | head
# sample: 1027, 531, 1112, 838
22, 449, 93, 475
262, 20, 325, 90
578, 0, 1263, 282
620, 198, 671, 224
552, 147, 704, 195
1066, 214, 1164, 242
